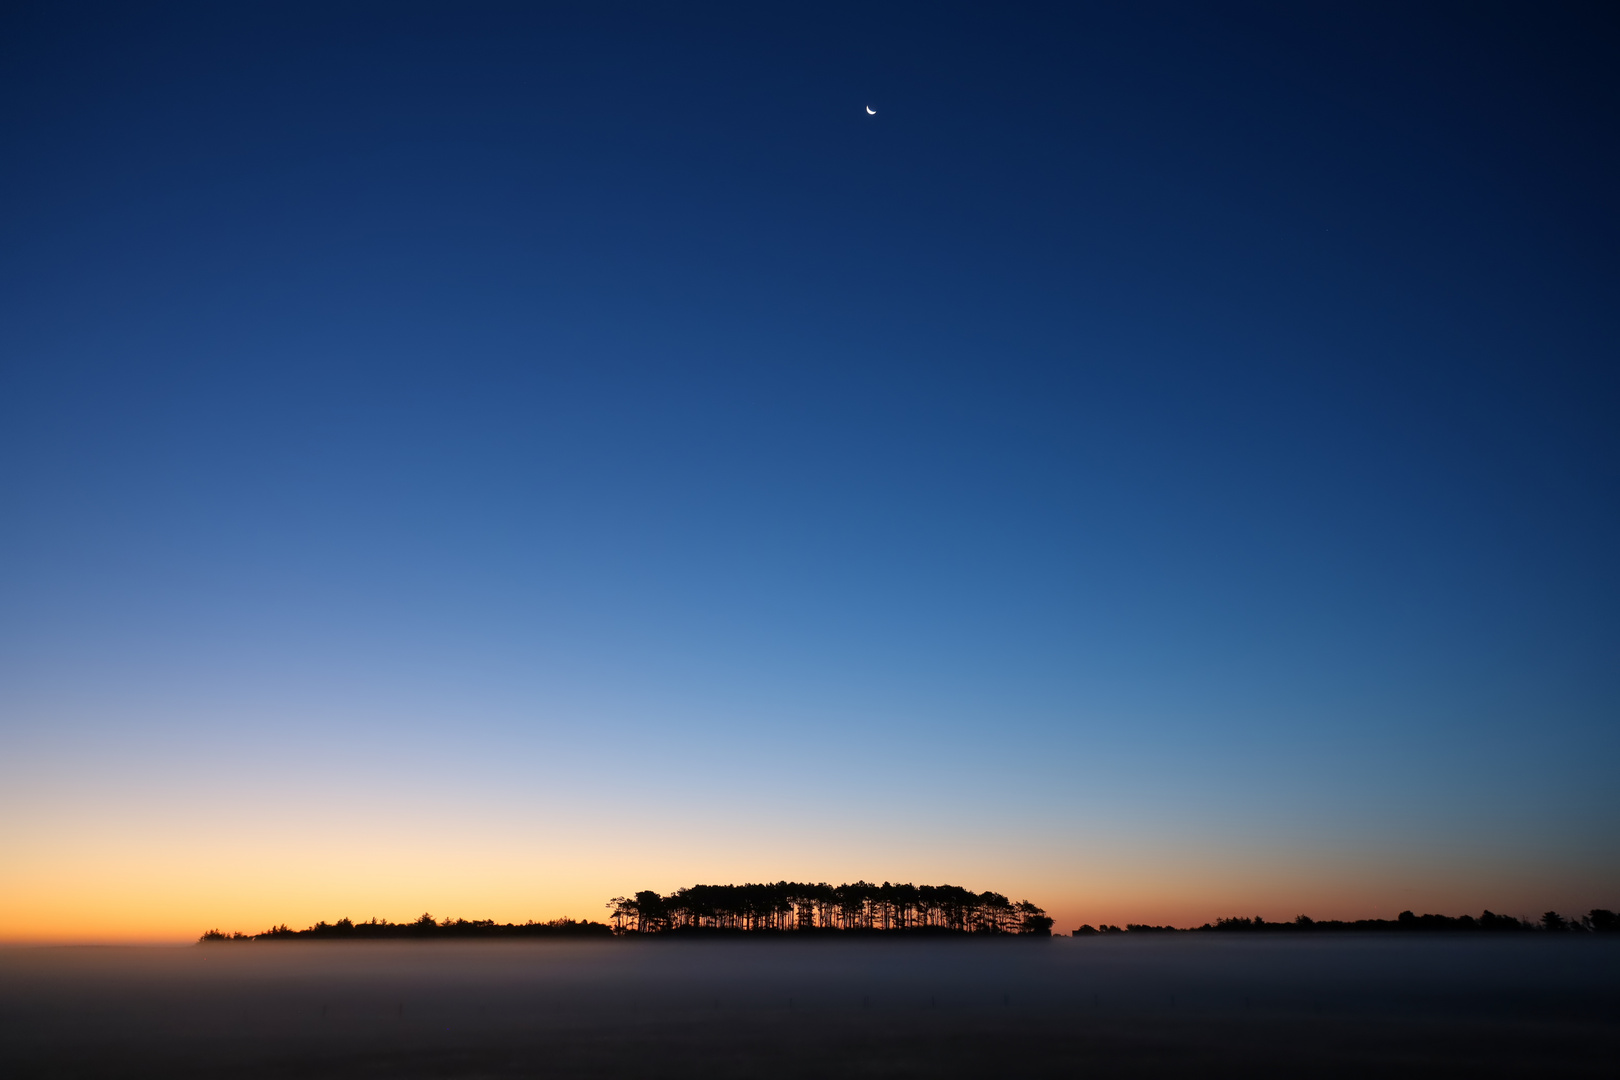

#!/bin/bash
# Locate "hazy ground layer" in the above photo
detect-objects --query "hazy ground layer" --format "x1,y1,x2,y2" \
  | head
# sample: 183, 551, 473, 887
3, 937, 1617, 1077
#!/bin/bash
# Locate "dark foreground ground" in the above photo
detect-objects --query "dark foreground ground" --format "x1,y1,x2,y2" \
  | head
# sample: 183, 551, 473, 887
2, 936, 1617, 1078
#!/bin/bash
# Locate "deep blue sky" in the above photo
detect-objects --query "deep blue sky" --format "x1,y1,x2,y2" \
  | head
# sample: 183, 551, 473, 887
1, 2, 1616, 936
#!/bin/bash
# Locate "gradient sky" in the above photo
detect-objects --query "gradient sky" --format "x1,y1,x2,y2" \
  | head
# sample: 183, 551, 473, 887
2, 2, 1617, 942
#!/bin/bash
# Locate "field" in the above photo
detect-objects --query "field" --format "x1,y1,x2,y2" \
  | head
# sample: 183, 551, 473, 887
3, 936, 1617, 1077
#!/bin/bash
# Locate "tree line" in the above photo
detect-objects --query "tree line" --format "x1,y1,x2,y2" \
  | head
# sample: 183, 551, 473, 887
606, 881, 1054, 935
1073, 909, 1620, 934
199, 915, 613, 942
203, 902, 1615, 942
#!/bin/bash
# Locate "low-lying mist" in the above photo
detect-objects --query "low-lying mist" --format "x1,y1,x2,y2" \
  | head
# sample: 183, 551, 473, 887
3, 936, 1617, 1077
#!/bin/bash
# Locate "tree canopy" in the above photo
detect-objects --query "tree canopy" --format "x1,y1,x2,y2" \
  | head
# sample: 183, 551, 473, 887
606, 881, 1053, 935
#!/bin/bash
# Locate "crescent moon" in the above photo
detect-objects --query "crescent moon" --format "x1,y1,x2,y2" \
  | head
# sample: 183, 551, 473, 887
866, 105, 876, 115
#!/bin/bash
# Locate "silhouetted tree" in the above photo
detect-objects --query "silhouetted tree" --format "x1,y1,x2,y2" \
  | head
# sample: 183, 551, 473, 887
1100, 910, 1553, 934
199, 915, 613, 941
1479, 910, 1532, 931
604, 882, 1051, 935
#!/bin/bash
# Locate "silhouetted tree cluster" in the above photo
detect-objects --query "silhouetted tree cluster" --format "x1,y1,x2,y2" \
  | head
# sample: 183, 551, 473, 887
607, 882, 1053, 935
1066, 909, 1620, 935
1542, 909, 1619, 933
199, 914, 612, 942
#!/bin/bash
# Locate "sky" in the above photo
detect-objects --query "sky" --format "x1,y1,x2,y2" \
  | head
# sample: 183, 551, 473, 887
2, 1, 1617, 942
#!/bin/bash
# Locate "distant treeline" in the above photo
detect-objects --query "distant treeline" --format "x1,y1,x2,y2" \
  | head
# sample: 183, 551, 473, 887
199, 915, 613, 942
608, 881, 1053, 935
203, 903, 1617, 943
1073, 909, 1620, 935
